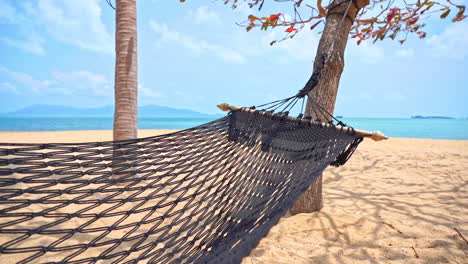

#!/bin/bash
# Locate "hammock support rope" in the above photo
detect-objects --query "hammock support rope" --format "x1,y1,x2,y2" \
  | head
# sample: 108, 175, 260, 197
217, 103, 388, 141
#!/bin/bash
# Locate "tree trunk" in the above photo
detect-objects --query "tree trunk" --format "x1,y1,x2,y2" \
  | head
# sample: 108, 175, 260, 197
290, 0, 368, 215
113, 0, 138, 141
112, 0, 138, 185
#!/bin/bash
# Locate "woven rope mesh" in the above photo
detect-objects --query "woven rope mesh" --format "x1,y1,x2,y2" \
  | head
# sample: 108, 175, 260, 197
0, 110, 361, 264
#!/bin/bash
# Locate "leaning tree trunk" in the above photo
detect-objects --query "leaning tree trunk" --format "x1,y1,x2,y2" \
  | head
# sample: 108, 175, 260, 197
290, 0, 369, 214
113, 0, 138, 141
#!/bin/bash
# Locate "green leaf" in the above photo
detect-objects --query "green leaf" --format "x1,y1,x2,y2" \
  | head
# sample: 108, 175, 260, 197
440, 9, 451, 19
379, 33, 386, 41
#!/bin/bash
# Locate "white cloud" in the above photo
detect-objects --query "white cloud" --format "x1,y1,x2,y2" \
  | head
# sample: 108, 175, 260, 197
427, 21, 468, 60
261, 29, 319, 62
174, 90, 205, 101
349, 41, 385, 64
3, 33, 46, 55
0, 82, 18, 94
0, 66, 52, 93
395, 48, 415, 58
194, 7, 221, 25
51, 70, 112, 96
149, 20, 246, 64
0, 0, 112, 55
139, 84, 163, 98
0, 0, 20, 23
36, 0, 113, 54
0, 0, 46, 55
149, 9, 318, 66
0, 65, 112, 97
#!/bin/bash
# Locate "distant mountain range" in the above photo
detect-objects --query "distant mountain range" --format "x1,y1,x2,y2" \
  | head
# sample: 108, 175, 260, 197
0, 104, 219, 118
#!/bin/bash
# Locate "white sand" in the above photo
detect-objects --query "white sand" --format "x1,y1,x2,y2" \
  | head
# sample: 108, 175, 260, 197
1, 131, 467, 263
244, 137, 468, 264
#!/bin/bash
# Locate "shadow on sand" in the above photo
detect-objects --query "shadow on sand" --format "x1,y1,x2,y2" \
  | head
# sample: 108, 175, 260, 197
245, 144, 468, 264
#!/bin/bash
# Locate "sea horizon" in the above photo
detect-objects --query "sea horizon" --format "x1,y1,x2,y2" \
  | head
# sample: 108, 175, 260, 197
1, 116, 467, 140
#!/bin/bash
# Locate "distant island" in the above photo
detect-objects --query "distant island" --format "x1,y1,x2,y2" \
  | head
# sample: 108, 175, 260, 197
0, 104, 219, 118
411, 115, 454, 119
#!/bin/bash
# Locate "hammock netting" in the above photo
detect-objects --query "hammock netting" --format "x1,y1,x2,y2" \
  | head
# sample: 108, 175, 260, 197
0, 109, 362, 263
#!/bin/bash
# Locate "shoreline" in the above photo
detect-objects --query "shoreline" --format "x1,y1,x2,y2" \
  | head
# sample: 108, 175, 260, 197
0, 130, 179, 144
1, 130, 468, 143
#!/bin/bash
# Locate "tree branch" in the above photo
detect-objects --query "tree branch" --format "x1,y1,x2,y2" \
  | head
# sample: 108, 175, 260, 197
317, 0, 327, 17
221, 0, 466, 44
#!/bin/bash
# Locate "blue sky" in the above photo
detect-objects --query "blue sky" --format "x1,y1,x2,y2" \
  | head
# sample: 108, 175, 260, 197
0, 0, 467, 118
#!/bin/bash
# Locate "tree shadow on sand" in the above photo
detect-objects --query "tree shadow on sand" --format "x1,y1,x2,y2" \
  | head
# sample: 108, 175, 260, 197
245, 146, 468, 264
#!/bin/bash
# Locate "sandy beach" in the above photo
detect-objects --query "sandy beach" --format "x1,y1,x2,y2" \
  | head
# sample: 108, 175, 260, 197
1, 130, 467, 263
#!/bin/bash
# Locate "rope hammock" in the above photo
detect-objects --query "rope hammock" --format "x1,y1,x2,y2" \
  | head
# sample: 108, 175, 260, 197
0, 107, 385, 263
0, 2, 388, 262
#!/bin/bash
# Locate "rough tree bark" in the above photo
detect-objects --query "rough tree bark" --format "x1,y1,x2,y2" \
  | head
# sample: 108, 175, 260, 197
113, 0, 138, 141
290, 0, 369, 214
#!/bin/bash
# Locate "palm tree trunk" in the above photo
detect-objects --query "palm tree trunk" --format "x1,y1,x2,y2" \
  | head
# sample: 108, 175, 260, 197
112, 0, 138, 185
290, 0, 369, 214
113, 0, 138, 141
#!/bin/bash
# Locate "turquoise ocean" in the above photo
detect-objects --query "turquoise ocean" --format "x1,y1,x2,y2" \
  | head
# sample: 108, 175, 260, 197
0, 117, 467, 140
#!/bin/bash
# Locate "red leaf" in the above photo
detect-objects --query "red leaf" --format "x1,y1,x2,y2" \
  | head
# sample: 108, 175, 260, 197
268, 13, 282, 21
453, 15, 467, 22
310, 20, 322, 30
386, 8, 400, 22
408, 17, 419, 25
285, 27, 297, 33
357, 39, 362, 45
